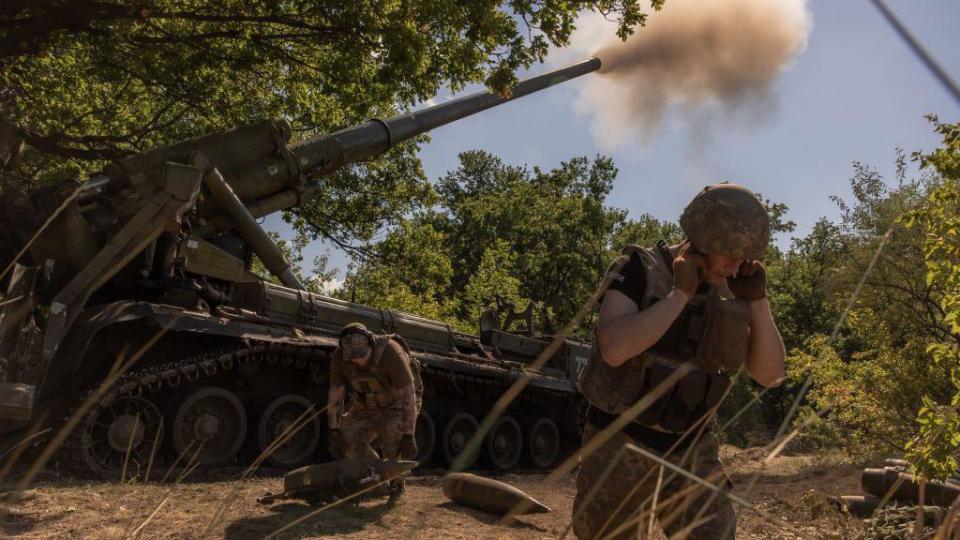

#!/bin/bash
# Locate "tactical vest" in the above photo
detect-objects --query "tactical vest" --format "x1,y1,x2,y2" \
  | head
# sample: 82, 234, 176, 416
578, 243, 751, 433
340, 334, 423, 413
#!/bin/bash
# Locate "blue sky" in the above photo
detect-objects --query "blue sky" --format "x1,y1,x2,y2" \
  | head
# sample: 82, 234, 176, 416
268, 0, 960, 285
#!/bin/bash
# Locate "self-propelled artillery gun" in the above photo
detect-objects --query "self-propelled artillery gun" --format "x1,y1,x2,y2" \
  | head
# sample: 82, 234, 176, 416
0, 59, 599, 476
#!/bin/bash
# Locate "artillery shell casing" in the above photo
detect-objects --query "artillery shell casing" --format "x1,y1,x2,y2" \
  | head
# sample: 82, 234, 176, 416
441, 472, 550, 515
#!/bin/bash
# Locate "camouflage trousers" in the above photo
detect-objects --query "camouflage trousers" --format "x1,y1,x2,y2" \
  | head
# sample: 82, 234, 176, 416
573, 424, 736, 540
341, 406, 406, 460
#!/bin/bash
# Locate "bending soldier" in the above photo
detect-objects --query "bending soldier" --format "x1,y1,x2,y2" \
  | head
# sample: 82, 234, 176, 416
573, 183, 786, 540
327, 323, 422, 501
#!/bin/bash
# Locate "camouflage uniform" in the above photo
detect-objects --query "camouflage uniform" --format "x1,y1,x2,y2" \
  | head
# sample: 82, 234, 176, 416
573, 425, 734, 539
331, 332, 421, 461
574, 183, 771, 540
573, 241, 740, 539
341, 407, 409, 459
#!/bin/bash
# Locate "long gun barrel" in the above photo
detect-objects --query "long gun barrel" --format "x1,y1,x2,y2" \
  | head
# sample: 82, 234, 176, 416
273, 58, 602, 229
296, 57, 601, 175
102, 58, 600, 237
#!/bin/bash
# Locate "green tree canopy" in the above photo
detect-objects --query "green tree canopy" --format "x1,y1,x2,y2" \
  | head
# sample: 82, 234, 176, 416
1, 0, 657, 252
0, 0, 652, 179
779, 120, 960, 466
342, 150, 636, 335
431, 151, 624, 331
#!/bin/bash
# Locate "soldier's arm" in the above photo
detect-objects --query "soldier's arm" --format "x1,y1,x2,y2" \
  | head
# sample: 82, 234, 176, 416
744, 298, 786, 387
327, 356, 346, 429
396, 385, 418, 434
327, 385, 345, 429
596, 289, 689, 367
382, 343, 418, 433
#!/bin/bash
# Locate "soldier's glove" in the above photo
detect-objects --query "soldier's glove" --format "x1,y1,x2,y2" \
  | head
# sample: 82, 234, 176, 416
728, 260, 767, 300
328, 428, 346, 459
672, 242, 705, 299
398, 433, 418, 460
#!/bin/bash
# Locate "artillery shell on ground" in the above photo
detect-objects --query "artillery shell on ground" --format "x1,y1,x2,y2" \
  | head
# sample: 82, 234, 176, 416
861, 468, 960, 507
441, 472, 550, 515
258, 457, 417, 505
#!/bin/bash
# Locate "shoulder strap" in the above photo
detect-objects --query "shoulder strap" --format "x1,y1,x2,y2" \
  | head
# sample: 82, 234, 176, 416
388, 333, 412, 355
371, 334, 391, 367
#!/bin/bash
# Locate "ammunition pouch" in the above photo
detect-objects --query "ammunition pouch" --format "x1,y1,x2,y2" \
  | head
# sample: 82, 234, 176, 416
634, 356, 730, 433
578, 340, 648, 415
348, 375, 395, 411
581, 348, 731, 435
695, 295, 750, 373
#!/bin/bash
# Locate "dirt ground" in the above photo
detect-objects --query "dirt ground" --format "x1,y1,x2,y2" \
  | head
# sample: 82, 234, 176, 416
1, 446, 867, 540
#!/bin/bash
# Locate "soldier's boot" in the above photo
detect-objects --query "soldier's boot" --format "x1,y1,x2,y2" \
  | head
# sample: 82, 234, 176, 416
386, 479, 405, 506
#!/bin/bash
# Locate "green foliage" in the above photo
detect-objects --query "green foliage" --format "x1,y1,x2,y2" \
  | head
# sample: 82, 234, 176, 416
900, 117, 960, 479
338, 220, 452, 323
784, 118, 960, 473
1, 1, 652, 183
341, 150, 680, 336
610, 214, 684, 251
791, 312, 952, 453
435, 151, 625, 334
828, 154, 943, 350
461, 240, 528, 328
767, 218, 843, 351
909, 395, 960, 479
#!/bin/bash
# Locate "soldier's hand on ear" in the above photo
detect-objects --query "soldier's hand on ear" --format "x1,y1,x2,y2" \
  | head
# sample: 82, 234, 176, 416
673, 242, 705, 299
728, 260, 767, 300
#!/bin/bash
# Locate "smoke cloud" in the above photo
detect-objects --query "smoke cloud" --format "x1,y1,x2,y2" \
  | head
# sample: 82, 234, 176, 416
561, 0, 811, 150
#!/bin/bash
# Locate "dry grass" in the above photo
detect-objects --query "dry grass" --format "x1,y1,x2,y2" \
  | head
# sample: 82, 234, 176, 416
0, 448, 866, 539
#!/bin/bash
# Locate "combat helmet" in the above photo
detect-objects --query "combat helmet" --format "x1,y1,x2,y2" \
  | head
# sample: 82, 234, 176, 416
339, 322, 373, 342
679, 183, 770, 260
339, 322, 374, 360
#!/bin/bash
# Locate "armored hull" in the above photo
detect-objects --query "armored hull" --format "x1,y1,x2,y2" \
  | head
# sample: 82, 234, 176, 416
2, 283, 588, 476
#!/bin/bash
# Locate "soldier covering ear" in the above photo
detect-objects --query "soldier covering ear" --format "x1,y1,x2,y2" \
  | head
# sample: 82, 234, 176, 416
573, 182, 785, 540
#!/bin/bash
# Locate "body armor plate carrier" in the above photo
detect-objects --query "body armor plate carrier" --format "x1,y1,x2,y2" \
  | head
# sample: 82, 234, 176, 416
578, 243, 750, 434
340, 334, 423, 413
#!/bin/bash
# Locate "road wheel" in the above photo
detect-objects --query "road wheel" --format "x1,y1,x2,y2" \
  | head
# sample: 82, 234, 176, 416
169, 387, 246, 467
439, 412, 479, 469
484, 415, 522, 471
525, 417, 560, 469
414, 410, 436, 465
254, 394, 319, 468
81, 395, 163, 479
